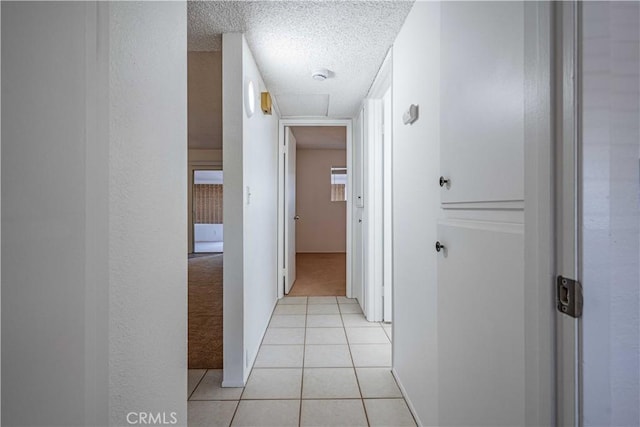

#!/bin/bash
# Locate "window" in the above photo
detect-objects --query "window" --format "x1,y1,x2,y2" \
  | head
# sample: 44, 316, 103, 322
330, 167, 347, 202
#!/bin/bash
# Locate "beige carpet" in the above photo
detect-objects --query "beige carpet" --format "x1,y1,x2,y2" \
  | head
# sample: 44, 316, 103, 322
289, 253, 346, 296
188, 254, 223, 369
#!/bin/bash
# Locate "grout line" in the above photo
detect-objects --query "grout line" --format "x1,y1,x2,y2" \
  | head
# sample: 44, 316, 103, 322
187, 369, 209, 401
299, 303, 309, 427
342, 308, 371, 427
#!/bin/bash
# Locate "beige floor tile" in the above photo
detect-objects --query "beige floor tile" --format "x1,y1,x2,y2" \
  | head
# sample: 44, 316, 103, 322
274, 304, 308, 315
302, 368, 361, 399
231, 400, 300, 427
382, 323, 392, 341
355, 368, 403, 398
338, 304, 363, 314
307, 304, 340, 314
306, 314, 343, 328
308, 296, 338, 304
278, 296, 308, 305
262, 328, 305, 345
364, 398, 417, 427
300, 399, 368, 427
188, 369, 207, 397
305, 327, 347, 345
188, 401, 238, 427
304, 344, 352, 367
254, 345, 304, 368
190, 370, 243, 401
345, 327, 390, 344
349, 344, 392, 367
269, 314, 306, 328
337, 296, 358, 305
341, 313, 379, 327
242, 368, 302, 400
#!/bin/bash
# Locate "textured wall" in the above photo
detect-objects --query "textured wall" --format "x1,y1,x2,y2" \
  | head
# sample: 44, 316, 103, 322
108, 2, 188, 425
296, 149, 347, 253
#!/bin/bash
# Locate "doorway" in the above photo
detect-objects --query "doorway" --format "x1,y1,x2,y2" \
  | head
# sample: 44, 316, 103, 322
277, 120, 354, 299
192, 169, 224, 253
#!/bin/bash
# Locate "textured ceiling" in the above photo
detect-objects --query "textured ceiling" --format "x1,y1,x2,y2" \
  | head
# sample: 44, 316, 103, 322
188, 1, 414, 118
291, 126, 346, 150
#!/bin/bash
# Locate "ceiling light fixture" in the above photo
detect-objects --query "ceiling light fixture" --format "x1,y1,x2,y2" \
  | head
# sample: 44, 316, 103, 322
311, 68, 331, 81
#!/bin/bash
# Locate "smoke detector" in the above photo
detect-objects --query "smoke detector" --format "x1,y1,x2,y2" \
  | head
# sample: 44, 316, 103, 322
311, 68, 330, 81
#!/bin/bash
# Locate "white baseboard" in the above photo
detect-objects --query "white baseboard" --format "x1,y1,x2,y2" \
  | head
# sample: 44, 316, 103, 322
391, 367, 424, 427
221, 380, 245, 388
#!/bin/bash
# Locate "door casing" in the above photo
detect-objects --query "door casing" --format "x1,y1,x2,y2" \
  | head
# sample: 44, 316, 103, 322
277, 119, 353, 299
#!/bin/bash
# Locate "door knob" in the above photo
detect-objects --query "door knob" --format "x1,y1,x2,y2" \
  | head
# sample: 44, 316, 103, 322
435, 241, 446, 252
294, 215, 300, 220
439, 176, 450, 187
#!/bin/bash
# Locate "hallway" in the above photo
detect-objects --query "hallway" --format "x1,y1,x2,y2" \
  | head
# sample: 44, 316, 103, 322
289, 254, 347, 296
187, 296, 407, 427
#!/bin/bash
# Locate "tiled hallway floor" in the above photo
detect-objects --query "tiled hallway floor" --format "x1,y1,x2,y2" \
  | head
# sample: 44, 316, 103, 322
187, 296, 415, 427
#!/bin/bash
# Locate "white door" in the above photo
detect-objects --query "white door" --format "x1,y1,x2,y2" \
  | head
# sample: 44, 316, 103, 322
284, 128, 297, 294
437, 2, 535, 425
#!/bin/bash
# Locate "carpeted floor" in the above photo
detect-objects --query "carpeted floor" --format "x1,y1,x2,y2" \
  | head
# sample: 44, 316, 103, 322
289, 253, 346, 296
188, 253, 223, 369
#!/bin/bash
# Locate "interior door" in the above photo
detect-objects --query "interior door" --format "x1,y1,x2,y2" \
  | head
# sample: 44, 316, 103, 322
437, 2, 529, 425
284, 128, 297, 294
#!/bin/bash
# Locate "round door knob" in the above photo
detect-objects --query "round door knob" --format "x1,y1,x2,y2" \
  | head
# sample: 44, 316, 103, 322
439, 176, 450, 187
435, 241, 446, 252
294, 215, 300, 220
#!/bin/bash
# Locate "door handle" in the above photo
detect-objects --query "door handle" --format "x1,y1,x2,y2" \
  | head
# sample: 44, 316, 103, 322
439, 176, 450, 188
294, 215, 300, 220
435, 241, 446, 252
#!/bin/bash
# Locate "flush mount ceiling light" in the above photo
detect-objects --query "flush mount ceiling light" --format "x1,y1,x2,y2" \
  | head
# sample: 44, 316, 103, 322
311, 68, 331, 81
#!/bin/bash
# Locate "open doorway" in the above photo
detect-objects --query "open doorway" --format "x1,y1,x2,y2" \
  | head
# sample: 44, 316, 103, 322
278, 122, 353, 299
193, 169, 224, 253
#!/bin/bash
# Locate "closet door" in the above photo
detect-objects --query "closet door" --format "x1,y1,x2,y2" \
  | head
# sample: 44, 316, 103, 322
437, 2, 530, 426
440, 1, 524, 205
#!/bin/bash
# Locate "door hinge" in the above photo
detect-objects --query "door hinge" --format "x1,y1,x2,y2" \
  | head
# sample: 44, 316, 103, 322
556, 276, 583, 318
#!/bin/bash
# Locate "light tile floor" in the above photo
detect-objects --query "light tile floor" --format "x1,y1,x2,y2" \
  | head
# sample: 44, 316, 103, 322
188, 296, 414, 427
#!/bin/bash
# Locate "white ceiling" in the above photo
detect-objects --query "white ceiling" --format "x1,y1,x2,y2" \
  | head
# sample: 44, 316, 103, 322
188, 1, 414, 118
291, 126, 346, 150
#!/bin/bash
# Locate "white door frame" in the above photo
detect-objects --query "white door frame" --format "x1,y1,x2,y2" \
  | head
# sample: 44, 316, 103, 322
277, 119, 353, 299
362, 49, 392, 322
555, 1, 580, 425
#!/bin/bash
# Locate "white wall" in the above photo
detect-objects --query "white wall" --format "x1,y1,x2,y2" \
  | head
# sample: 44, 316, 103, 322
107, 2, 187, 425
223, 33, 280, 386
582, 3, 640, 426
2, 2, 188, 426
296, 149, 347, 253
391, 3, 440, 426
241, 34, 280, 383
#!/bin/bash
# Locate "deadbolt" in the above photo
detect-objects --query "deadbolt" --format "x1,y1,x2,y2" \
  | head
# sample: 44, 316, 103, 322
435, 241, 446, 252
